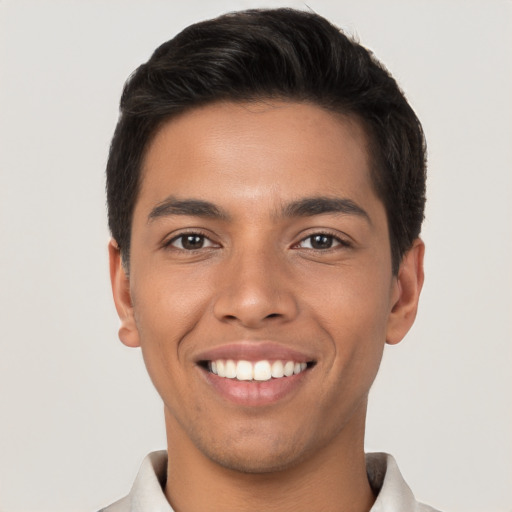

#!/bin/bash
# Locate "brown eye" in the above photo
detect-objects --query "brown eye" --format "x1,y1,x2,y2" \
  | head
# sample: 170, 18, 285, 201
298, 233, 345, 250
169, 234, 216, 250
182, 235, 205, 250
310, 234, 334, 249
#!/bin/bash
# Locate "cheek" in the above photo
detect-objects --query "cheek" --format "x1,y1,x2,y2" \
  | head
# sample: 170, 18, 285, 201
309, 262, 392, 334
130, 266, 212, 395
133, 264, 213, 337
308, 263, 392, 385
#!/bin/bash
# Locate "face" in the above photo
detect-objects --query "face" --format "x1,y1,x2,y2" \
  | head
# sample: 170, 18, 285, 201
110, 101, 423, 473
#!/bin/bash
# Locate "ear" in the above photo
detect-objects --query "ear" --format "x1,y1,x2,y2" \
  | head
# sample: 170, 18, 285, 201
386, 238, 425, 345
108, 239, 140, 348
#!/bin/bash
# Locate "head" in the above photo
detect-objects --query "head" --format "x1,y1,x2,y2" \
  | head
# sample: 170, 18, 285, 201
106, 8, 426, 479
106, 8, 426, 275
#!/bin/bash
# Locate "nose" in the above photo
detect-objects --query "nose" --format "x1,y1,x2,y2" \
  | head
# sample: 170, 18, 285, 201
212, 247, 299, 329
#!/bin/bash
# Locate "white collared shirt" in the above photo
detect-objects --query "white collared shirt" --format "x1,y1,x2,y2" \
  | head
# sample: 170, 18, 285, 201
100, 451, 440, 512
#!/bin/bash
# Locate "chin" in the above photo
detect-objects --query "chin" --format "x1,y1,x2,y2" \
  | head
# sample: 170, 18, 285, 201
196, 426, 316, 475
209, 447, 305, 475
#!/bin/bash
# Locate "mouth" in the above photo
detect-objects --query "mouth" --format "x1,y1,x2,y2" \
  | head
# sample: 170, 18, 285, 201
199, 359, 316, 381
195, 342, 317, 405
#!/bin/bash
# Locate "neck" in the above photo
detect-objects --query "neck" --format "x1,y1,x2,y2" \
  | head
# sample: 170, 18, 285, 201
163, 403, 375, 512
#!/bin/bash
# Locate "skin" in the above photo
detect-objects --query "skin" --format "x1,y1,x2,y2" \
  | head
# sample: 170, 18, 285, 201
110, 101, 424, 512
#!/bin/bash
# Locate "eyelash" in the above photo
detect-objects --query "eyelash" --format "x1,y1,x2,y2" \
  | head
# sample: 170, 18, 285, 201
163, 230, 351, 252
294, 231, 352, 251
163, 230, 218, 251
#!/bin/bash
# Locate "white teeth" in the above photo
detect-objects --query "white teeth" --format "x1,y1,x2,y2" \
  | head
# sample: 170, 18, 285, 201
225, 360, 237, 379
271, 360, 284, 378
216, 360, 226, 377
283, 361, 295, 377
207, 359, 309, 381
253, 361, 272, 381
236, 360, 253, 381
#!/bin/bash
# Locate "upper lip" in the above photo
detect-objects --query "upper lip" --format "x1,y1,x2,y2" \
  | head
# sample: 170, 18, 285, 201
194, 341, 316, 364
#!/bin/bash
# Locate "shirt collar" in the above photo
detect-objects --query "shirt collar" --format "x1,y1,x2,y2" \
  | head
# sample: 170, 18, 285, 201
366, 452, 421, 512
118, 451, 427, 512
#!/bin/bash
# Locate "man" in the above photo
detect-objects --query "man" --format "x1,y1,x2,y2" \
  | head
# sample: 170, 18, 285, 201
102, 8, 438, 512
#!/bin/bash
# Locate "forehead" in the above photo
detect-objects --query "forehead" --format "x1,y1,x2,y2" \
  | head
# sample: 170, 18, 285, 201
137, 100, 379, 216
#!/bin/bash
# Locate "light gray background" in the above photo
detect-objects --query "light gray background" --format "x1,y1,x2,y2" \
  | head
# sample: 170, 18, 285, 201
1, 1, 511, 511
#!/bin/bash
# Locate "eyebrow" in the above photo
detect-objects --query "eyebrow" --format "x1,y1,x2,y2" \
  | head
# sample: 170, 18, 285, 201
148, 197, 230, 222
281, 196, 371, 224
148, 195, 370, 224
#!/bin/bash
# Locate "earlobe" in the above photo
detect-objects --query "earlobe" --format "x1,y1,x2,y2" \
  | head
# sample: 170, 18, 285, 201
386, 238, 425, 345
108, 239, 141, 348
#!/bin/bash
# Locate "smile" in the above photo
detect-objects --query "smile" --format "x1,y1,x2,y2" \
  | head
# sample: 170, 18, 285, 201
195, 343, 317, 405
208, 359, 309, 381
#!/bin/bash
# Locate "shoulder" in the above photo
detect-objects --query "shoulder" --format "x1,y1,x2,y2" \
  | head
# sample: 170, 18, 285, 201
98, 451, 172, 512
366, 452, 442, 512
97, 494, 130, 512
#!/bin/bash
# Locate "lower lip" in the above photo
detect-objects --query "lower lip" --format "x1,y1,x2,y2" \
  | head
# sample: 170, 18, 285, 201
201, 368, 309, 406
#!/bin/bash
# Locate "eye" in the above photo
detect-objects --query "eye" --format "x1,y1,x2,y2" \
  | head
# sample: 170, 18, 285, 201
297, 233, 346, 250
168, 233, 218, 250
